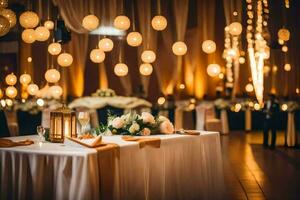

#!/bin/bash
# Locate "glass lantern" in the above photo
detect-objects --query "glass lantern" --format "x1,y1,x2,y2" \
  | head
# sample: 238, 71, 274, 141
49, 106, 77, 143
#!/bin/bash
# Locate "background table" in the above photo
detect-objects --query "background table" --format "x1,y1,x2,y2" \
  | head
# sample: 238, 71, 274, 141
1, 132, 225, 200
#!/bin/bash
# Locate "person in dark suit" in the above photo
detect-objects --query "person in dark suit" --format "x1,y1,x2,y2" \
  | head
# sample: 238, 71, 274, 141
263, 94, 280, 149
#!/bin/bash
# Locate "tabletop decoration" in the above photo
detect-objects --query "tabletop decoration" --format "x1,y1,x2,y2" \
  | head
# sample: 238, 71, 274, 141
0, 138, 34, 148
93, 112, 174, 136
49, 106, 77, 143
92, 88, 116, 97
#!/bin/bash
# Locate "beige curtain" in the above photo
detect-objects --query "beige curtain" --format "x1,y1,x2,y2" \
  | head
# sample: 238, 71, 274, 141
137, 0, 157, 96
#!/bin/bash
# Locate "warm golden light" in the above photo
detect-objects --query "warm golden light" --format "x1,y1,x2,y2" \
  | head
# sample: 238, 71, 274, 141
179, 84, 185, 89
34, 26, 50, 41
98, 38, 114, 52
5, 86, 17, 98
139, 63, 153, 76
282, 45, 288, 52
50, 85, 63, 99
151, 15, 167, 31
44, 20, 54, 30
141, 50, 156, 63
245, 83, 254, 93
20, 73, 31, 85
202, 40, 216, 54
172, 41, 187, 56
0, 9, 16, 28
45, 68, 61, 83
27, 84, 39, 96
113, 15, 130, 30
239, 57, 246, 64
21, 29, 36, 43
57, 53, 73, 67
5, 73, 17, 85
284, 63, 291, 71
229, 22, 242, 35
90, 49, 105, 63
82, 14, 99, 31
281, 104, 288, 111
114, 63, 128, 76
254, 103, 260, 110
48, 42, 62, 55
126, 32, 142, 47
19, 11, 39, 28
278, 28, 290, 41
157, 97, 165, 105
207, 64, 221, 77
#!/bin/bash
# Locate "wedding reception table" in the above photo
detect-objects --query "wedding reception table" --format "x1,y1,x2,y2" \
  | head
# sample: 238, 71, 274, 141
0, 132, 224, 200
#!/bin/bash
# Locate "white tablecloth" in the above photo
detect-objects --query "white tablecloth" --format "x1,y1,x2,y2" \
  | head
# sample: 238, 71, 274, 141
0, 132, 224, 200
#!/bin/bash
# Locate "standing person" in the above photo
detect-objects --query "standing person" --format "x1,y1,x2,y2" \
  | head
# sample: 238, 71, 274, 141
263, 94, 280, 149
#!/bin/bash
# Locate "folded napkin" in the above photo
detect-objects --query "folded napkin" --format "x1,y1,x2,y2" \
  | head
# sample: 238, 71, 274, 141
176, 129, 201, 136
67, 135, 103, 148
122, 136, 161, 148
0, 138, 34, 148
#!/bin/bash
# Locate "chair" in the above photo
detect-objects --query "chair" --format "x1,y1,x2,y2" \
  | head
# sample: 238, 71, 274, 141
96, 106, 124, 125
0, 110, 10, 137
196, 104, 223, 133
17, 110, 42, 135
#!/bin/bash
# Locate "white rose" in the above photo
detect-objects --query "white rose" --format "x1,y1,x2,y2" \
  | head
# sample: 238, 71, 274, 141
159, 120, 174, 134
111, 117, 124, 129
129, 122, 140, 134
141, 128, 151, 136
141, 112, 155, 124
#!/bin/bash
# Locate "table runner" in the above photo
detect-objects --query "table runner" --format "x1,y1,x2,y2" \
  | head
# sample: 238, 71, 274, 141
0, 132, 224, 200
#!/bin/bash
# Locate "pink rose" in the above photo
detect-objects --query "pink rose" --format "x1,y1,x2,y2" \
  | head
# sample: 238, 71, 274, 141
141, 128, 151, 136
159, 120, 174, 134
111, 117, 124, 129
141, 112, 155, 124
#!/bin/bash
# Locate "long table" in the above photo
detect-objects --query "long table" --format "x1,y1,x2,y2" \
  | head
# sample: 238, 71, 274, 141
0, 132, 224, 200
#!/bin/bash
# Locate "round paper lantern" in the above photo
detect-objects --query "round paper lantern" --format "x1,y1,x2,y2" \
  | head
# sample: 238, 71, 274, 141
44, 20, 54, 30
48, 42, 62, 55
50, 85, 63, 98
239, 57, 246, 64
0, 9, 16, 28
207, 64, 221, 77
113, 15, 130, 30
5, 73, 17, 85
0, 15, 10, 37
245, 83, 254, 92
35, 26, 50, 41
139, 63, 153, 76
114, 63, 128, 76
19, 11, 39, 29
98, 38, 114, 52
141, 50, 156, 63
0, 0, 8, 9
151, 15, 167, 31
20, 73, 31, 85
27, 84, 39, 96
6, 86, 17, 98
126, 32, 142, 47
82, 14, 99, 31
90, 49, 105, 63
172, 41, 187, 56
202, 40, 216, 54
45, 68, 61, 83
57, 53, 73, 67
229, 22, 242, 36
27, 57, 32, 62
278, 28, 290, 41
21, 29, 36, 43
284, 63, 291, 71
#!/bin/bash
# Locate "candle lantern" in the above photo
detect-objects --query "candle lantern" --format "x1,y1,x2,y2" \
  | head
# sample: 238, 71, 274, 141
49, 106, 77, 143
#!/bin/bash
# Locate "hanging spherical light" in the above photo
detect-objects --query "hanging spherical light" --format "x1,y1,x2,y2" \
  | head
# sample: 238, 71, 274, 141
48, 42, 62, 55
207, 64, 221, 77
141, 50, 156, 63
263, 65, 271, 74
50, 85, 63, 99
114, 63, 128, 76
82, 14, 99, 31
44, 20, 54, 30
228, 22, 242, 36
0, 9, 16, 28
34, 26, 50, 41
245, 83, 254, 93
284, 63, 291, 72
282, 45, 288, 52
90, 49, 105, 63
139, 63, 153, 76
172, 41, 187, 56
98, 38, 114, 52
239, 57, 246, 64
45, 68, 61, 83
27, 83, 39, 96
113, 15, 130, 30
5, 73, 17, 85
20, 73, 32, 85
278, 28, 290, 41
19, 11, 39, 29
151, 15, 167, 31
0, 0, 8, 9
5, 86, 17, 98
126, 32, 142, 47
21, 29, 36, 43
202, 40, 216, 54
57, 53, 73, 67
0, 15, 10, 37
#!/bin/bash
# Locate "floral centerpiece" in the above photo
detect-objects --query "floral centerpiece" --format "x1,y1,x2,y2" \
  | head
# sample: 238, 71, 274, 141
94, 112, 174, 136
92, 88, 116, 97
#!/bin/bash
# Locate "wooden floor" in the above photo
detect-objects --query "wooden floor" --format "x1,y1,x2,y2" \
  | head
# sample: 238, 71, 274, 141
221, 131, 300, 200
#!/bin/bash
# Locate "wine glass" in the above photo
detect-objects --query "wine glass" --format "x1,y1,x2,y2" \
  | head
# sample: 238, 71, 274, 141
37, 125, 46, 142
78, 112, 90, 135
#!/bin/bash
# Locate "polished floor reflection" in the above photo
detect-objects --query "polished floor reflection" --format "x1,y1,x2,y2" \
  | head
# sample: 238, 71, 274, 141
221, 131, 300, 200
